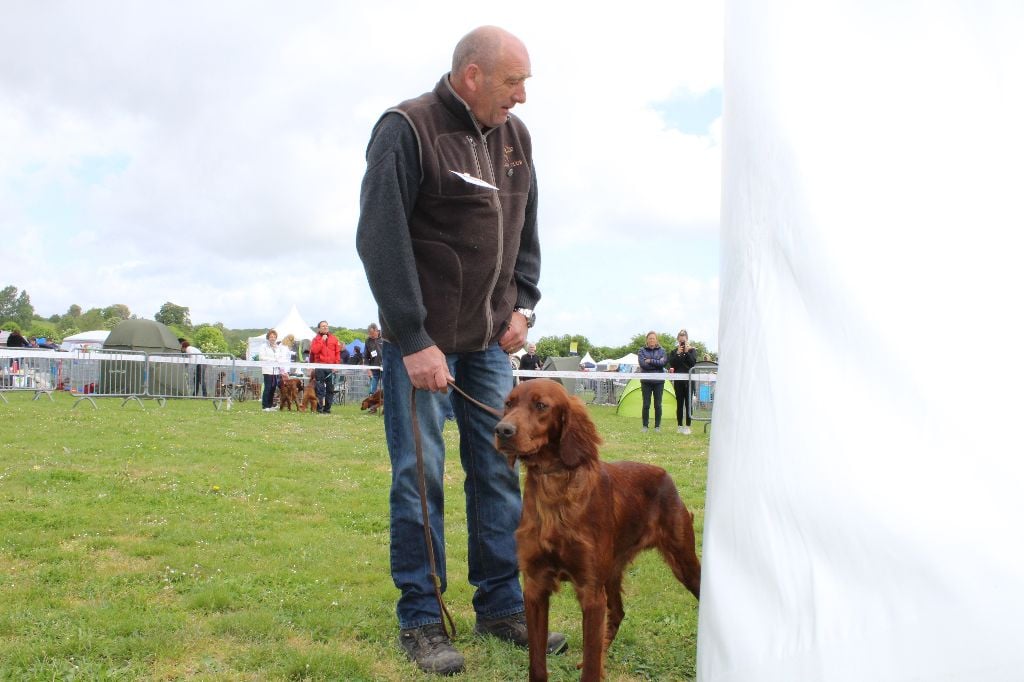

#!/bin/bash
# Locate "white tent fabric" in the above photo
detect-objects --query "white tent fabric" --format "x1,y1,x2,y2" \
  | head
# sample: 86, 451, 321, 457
699, 4, 1024, 681
272, 305, 316, 343
579, 351, 596, 368
59, 329, 110, 351
246, 306, 316, 360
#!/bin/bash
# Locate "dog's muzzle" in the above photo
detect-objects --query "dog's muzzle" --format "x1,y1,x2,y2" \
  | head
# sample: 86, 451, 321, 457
494, 420, 517, 440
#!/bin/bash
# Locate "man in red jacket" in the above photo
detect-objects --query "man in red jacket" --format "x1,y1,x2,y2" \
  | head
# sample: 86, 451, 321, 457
309, 320, 341, 414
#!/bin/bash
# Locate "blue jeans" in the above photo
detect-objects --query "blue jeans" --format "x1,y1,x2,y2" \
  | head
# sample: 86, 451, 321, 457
368, 367, 380, 395
382, 340, 523, 629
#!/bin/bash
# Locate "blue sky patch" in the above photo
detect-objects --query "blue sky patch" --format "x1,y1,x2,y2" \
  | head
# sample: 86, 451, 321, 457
655, 88, 722, 135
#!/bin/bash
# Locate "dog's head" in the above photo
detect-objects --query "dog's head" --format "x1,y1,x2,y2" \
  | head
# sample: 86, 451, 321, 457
493, 379, 602, 470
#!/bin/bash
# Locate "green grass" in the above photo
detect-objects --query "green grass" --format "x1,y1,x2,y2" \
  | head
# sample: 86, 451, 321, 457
0, 391, 707, 681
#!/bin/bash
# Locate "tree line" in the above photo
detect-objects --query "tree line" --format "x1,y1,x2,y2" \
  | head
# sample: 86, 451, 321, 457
2, 284, 716, 362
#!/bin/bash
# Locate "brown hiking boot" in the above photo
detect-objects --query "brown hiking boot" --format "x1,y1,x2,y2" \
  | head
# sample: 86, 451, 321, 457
398, 623, 465, 676
475, 612, 569, 655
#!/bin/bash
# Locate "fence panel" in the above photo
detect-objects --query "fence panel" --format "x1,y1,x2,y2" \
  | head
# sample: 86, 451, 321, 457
147, 352, 238, 409
0, 350, 61, 402
688, 361, 718, 432
60, 349, 150, 408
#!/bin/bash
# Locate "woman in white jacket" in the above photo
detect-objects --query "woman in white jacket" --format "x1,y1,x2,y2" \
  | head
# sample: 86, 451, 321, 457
259, 329, 292, 411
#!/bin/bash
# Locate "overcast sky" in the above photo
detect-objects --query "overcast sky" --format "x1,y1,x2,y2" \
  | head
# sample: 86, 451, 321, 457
1, 2, 723, 349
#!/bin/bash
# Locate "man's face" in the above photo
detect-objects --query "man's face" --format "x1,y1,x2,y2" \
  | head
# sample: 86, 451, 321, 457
469, 40, 531, 128
368, 327, 379, 339
318, 322, 329, 334
528, 344, 536, 354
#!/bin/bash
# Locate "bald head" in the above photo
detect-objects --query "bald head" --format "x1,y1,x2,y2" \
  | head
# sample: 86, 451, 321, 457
450, 26, 531, 128
452, 26, 524, 76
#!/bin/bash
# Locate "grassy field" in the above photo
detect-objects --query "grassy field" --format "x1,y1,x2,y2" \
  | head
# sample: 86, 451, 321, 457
0, 389, 707, 681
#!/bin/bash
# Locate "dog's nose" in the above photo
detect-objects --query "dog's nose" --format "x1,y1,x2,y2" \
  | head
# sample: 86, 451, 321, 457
494, 421, 517, 440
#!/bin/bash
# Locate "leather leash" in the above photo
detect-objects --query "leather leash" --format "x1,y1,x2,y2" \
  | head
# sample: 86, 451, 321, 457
408, 379, 505, 640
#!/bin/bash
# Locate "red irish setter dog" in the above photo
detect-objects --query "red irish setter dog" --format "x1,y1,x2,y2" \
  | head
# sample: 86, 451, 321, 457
299, 370, 319, 413
279, 378, 302, 411
494, 379, 701, 682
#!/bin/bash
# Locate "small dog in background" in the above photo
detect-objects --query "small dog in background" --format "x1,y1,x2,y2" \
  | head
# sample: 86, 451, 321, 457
278, 378, 302, 411
214, 372, 228, 397
360, 388, 383, 415
300, 371, 319, 413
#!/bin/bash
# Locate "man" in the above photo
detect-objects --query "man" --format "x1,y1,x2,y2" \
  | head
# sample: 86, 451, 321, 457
179, 337, 207, 397
308, 320, 340, 414
363, 322, 383, 399
356, 25, 563, 676
518, 343, 542, 379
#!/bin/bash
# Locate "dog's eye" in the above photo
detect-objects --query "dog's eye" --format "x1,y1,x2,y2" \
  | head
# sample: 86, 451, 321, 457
534, 401, 547, 411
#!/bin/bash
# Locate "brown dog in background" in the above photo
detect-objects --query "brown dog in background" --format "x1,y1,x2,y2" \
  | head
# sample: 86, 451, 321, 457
494, 379, 701, 682
279, 377, 302, 411
360, 388, 383, 415
299, 370, 319, 413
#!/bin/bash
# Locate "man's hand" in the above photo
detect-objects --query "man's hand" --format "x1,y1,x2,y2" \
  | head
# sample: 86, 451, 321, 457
404, 345, 453, 392
499, 312, 529, 354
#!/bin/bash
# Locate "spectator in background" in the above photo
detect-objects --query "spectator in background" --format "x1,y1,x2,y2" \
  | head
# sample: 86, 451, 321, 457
349, 346, 364, 365
339, 340, 351, 365
259, 329, 292, 412
518, 343, 541, 380
637, 330, 667, 433
309, 320, 340, 414
179, 337, 208, 397
363, 322, 383, 398
5, 328, 28, 348
667, 328, 698, 435
280, 334, 296, 362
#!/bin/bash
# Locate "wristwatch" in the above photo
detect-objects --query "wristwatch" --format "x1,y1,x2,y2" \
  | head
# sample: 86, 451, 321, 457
514, 307, 536, 328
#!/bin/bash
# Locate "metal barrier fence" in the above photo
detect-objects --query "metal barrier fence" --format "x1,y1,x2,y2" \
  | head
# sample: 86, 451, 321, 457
688, 361, 718, 432
0, 349, 60, 402
3, 350, 715, 421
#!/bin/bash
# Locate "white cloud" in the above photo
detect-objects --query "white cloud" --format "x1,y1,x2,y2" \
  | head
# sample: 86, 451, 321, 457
0, 1, 723, 349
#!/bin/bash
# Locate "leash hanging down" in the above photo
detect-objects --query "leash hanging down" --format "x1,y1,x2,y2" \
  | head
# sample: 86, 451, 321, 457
408, 379, 505, 640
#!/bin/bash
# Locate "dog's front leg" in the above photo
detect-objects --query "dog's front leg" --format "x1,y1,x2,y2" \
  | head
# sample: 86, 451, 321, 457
578, 586, 607, 682
524, 580, 551, 682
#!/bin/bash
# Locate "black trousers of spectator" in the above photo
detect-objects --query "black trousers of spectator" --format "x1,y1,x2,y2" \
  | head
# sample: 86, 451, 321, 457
315, 369, 334, 413
640, 380, 664, 428
673, 379, 692, 427
194, 365, 207, 397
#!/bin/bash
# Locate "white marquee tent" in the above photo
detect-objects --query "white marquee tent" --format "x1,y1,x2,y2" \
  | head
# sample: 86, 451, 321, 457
246, 305, 316, 360
59, 329, 110, 351
698, 3, 1024, 681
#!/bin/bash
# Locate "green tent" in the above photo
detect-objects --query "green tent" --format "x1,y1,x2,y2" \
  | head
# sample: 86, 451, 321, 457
541, 356, 582, 393
616, 378, 677, 418
100, 319, 183, 396
104, 319, 181, 353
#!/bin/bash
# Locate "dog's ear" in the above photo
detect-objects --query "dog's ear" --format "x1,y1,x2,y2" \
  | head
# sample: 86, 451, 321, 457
557, 395, 602, 468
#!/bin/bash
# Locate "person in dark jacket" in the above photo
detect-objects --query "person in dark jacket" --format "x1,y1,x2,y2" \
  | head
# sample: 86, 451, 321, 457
363, 322, 383, 398
5, 328, 28, 348
668, 328, 698, 435
355, 26, 562, 676
518, 343, 541, 380
638, 331, 668, 432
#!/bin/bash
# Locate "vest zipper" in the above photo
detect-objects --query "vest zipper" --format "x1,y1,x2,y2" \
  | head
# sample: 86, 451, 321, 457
467, 134, 504, 350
